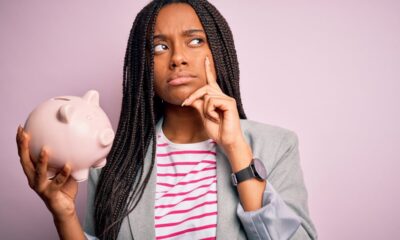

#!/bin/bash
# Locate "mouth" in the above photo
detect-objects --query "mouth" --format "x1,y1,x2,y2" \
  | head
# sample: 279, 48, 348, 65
168, 72, 197, 86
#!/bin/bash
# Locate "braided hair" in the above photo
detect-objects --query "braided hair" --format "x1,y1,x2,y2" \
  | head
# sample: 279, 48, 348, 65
94, 0, 247, 239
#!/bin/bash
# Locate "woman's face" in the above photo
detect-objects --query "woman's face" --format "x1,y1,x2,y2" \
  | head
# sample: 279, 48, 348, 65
153, 3, 216, 106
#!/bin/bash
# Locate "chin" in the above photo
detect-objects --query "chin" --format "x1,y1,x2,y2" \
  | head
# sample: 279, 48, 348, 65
167, 88, 193, 100
161, 94, 186, 106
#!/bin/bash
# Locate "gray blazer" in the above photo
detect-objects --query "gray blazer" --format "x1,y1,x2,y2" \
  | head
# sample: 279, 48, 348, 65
84, 119, 317, 239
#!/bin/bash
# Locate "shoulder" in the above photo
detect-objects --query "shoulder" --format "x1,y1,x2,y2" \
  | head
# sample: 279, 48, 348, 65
239, 119, 300, 169
239, 118, 298, 145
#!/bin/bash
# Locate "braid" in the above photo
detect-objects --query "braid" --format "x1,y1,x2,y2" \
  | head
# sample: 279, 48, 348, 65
94, 0, 247, 239
189, 0, 246, 118
94, 3, 158, 239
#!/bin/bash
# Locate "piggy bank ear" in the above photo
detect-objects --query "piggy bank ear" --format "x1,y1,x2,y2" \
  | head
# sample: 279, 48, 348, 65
83, 90, 99, 107
57, 104, 74, 124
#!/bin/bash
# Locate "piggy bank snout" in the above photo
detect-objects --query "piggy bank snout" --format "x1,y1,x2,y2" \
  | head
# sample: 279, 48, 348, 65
99, 128, 115, 147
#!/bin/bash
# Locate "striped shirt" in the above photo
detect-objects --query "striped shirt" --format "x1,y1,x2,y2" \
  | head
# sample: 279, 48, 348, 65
155, 124, 218, 240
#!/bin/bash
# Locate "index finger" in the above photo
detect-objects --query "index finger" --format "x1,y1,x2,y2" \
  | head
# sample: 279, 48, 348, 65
16, 125, 28, 159
205, 56, 220, 89
16, 126, 35, 182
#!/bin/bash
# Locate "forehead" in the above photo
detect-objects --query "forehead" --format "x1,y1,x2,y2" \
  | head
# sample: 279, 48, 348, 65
154, 3, 204, 34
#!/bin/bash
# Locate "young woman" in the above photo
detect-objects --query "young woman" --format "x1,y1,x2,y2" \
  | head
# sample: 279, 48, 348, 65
17, 0, 317, 239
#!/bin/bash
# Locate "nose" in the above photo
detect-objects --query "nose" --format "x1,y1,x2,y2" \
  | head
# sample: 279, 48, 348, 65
169, 44, 188, 69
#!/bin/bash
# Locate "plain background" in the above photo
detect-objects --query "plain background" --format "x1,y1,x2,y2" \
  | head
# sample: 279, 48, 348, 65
1, 0, 399, 239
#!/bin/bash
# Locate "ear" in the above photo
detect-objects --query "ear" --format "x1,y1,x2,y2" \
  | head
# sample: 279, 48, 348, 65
57, 104, 74, 124
83, 90, 100, 107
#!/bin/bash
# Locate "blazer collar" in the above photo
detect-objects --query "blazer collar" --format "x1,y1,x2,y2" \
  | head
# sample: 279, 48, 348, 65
126, 117, 244, 239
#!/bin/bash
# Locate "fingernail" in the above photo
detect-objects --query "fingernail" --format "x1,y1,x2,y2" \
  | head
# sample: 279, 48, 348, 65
40, 147, 47, 157
181, 100, 186, 107
63, 164, 70, 174
18, 125, 24, 134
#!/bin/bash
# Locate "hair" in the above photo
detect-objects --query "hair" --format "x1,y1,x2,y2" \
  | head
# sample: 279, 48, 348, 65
94, 0, 247, 239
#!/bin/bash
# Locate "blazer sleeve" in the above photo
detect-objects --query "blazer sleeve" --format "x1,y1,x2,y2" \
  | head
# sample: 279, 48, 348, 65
236, 131, 318, 240
83, 167, 102, 239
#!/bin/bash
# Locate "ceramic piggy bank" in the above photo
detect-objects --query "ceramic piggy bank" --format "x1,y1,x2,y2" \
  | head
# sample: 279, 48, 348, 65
24, 90, 115, 182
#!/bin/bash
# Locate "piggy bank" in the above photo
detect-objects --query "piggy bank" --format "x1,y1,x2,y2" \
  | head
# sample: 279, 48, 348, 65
24, 90, 115, 182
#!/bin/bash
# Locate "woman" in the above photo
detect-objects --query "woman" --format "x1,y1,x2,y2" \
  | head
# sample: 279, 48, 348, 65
17, 0, 317, 239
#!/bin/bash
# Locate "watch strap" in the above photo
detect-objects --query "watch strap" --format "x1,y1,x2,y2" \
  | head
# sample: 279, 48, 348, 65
231, 164, 255, 186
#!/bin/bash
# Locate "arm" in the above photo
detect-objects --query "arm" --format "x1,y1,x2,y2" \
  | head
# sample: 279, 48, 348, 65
181, 56, 316, 239
225, 138, 266, 211
228, 131, 317, 240
53, 213, 86, 240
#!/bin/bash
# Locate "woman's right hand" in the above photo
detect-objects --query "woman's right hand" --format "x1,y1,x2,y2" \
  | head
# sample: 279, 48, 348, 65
16, 125, 78, 221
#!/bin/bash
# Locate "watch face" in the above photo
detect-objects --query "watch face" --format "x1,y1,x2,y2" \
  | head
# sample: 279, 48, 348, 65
253, 158, 267, 179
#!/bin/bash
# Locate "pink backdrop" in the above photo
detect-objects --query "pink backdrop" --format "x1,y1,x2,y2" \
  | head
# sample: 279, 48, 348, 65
1, 0, 399, 239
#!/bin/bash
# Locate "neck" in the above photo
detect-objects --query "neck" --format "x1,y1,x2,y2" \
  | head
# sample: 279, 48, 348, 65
162, 103, 209, 144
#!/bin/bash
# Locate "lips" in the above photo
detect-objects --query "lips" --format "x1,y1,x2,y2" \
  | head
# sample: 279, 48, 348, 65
168, 72, 197, 86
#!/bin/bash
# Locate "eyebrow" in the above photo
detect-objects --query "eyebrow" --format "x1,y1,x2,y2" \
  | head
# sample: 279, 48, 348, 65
153, 29, 205, 41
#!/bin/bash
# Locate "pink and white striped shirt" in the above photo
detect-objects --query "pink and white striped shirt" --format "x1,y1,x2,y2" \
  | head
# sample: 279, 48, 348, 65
154, 124, 218, 240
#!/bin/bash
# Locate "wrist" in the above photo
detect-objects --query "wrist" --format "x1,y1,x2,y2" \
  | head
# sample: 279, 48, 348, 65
224, 138, 253, 173
52, 209, 86, 240
52, 209, 78, 224
223, 135, 247, 155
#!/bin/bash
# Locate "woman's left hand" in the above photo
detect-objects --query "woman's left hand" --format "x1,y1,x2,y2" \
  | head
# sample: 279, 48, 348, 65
182, 56, 245, 153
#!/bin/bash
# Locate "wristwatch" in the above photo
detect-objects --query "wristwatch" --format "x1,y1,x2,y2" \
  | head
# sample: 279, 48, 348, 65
231, 158, 267, 186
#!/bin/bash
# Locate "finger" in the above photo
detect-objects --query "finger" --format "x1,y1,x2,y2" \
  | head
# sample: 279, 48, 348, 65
16, 125, 22, 154
17, 127, 35, 185
48, 164, 72, 192
182, 85, 221, 107
203, 94, 220, 123
190, 98, 206, 120
205, 96, 233, 119
16, 125, 25, 157
205, 56, 220, 90
62, 177, 78, 199
35, 147, 50, 193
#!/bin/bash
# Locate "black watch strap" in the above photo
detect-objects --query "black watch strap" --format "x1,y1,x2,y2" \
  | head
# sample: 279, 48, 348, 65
231, 158, 267, 186
231, 165, 255, 186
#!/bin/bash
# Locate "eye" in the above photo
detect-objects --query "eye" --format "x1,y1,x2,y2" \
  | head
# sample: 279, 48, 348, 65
154, 43, 168, 53
86, 112, 95, 120
189, 38, 204, 46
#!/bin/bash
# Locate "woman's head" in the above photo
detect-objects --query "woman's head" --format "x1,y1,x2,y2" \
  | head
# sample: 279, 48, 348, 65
148, 0, 246, 116
94, 1, 247, 239
153, 3, 216, 106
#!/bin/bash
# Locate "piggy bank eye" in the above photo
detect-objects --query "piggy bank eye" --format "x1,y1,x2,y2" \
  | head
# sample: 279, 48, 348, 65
53, 97, 70, 101
86, 112, 96, 120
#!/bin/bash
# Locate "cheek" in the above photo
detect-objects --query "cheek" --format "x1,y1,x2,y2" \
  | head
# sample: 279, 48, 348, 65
197, 56, 216, 84
153, 79, 162, 96
153, 60, 166, 87
208, 56, 217, 80
153, 70, 163, 97
195, 59, 207, 81
154, 59, 162, 80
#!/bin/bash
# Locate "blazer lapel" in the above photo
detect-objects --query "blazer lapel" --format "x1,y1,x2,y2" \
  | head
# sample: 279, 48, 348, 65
126, 120, 163, 239
216, 145, 241, 239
